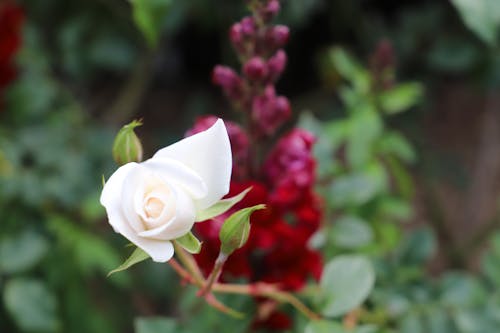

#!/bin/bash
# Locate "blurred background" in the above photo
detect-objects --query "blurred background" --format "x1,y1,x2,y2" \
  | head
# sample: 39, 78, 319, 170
1, 0, 500, 332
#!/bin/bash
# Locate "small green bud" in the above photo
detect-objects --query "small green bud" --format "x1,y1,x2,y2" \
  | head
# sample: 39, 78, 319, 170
112, 120, 143, 165
219, 204, 266, 256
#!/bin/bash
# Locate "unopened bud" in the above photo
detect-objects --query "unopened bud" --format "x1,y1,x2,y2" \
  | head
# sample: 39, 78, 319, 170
212, 65, 244, 100
267, 25, 289, 49
112, 120, 143, 165
267, 50, 287, 81
230, 23, 243, 47
262, 0, 280, 22
219, 204, 266, 255
243, 57, 268, 81
212, 65, 239, 87
240, 16, 256, 36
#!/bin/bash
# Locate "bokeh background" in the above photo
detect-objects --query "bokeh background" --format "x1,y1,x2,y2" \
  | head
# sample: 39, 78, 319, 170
1, 0, 500, 332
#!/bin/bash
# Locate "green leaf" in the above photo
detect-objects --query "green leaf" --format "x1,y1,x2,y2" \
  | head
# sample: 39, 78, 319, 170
3, 278, 60, 332
196, 187, 252, 222
331, 215, 373, 249
329, 47, 370, 92
377, 131, 416, 163
175, 232, 201, 254
318, 255, 375, 317
346, 105, 383, 168
451, 0, 500, 46
379, 83, 423, 115
108, 247, 149, 276
305, 320, 346, 333
219, 204, 266, 255
330, 162, 388, 207
0, 229, 49, 274
131, 0, 172, 48
398, 227, 436, 265
134, 317, 178, 333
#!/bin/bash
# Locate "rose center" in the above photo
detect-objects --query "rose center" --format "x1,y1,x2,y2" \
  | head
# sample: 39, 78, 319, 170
144, 197, 165, 219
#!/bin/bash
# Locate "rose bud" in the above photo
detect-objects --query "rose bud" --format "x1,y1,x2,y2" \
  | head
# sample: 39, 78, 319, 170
112, 119, 144, 165
101, 119, 232, 262
243, 57, 269, 82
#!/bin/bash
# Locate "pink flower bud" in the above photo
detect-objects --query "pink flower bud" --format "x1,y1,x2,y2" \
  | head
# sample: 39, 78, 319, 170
267, 25, 289, 49
230, 23, 243, 45
212, 65, 244, 100
243, 57, 268, 81
252, 86, 290, 135
261, 0, 280, 22
240, 16, 256, 36
267, 50, 287, 82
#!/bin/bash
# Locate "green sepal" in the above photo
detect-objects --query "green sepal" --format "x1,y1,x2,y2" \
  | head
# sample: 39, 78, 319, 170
175, 232, 202, 254
108, 247, 149, 276
195, 187, 252, 222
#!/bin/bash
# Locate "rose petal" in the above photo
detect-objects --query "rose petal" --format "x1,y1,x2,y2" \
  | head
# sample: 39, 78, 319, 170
138, 184, 196, 240
100, 163, 175, 262
143, 158, 207, 199
153, 118, 232, 209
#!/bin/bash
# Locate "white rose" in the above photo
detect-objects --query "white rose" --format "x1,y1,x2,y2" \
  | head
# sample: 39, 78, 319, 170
100, 119, 232, 262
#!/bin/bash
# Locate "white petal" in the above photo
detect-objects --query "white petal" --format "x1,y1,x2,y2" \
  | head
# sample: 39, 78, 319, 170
153, 119, 232, 209
143, 157, 207, 199
100, 164, 175, 262
101, 162, 138, 233
138, 185, 196, 240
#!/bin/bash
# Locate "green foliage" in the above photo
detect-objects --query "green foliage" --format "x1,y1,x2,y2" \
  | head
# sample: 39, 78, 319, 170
451, 0, 500, 46
3, 278, 60, 332
0, 229, 49, 274
131, 0, 172, 47
135, 317, 178, 333
318, 255, 375, 317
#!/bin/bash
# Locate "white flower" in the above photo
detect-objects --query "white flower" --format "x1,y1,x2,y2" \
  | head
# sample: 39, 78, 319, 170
100, 119, 232, 262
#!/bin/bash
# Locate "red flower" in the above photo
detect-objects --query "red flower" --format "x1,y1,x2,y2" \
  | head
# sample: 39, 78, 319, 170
187, 120, 323, 330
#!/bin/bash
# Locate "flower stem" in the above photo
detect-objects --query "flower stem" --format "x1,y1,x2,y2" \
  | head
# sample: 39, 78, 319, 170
173, 241, 205, 285
198, 252, 227, 296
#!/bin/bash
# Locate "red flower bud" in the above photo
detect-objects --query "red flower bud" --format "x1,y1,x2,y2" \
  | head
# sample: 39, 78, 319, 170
243, 57, 268, 81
